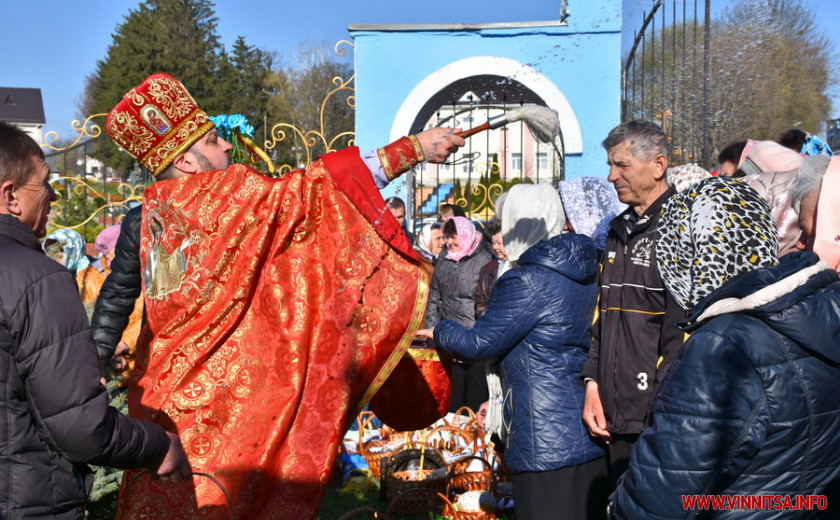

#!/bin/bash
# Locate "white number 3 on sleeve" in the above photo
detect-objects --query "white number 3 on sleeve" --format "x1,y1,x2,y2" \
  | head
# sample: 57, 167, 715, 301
636, 372, 648, 391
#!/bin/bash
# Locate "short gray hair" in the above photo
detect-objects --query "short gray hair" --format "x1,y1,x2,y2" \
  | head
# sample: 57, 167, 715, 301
0, 122, 46, 187
602, 120, 668, 162
790, 155, 830, 214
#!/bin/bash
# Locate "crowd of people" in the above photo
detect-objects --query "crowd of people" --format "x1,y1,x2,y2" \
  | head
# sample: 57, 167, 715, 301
1, 70, 839, 520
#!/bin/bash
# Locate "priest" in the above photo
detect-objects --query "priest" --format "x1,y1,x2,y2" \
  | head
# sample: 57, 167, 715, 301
106, 73, 464, 519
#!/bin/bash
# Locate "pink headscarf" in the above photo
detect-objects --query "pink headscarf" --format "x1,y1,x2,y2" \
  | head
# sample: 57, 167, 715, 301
745, 169, 801, 255
738, 139, 803, 176
739, 140, 805, 256
445, 216, 482, 262
95, 225, 121, 255
814, 157, 840, 270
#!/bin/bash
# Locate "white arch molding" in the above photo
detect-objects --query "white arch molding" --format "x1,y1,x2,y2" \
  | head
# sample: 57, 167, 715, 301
390, 56, 583, 154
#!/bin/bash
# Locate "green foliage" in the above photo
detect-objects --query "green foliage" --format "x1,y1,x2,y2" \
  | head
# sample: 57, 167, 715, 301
454, 178, 463, 203
50, 182, 106, 242
225, 36, 274, 141
80, 2, 353, 175
264, 41, 355, 168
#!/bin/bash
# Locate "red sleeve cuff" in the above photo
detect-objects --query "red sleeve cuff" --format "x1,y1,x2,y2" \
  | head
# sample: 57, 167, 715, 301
376, 135, 425, 181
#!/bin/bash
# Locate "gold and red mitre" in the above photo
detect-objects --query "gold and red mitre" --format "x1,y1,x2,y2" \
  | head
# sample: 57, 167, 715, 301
106, 73, 214, 176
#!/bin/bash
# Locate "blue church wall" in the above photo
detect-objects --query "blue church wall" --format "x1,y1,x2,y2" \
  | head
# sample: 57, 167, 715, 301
350, 0, 623, 197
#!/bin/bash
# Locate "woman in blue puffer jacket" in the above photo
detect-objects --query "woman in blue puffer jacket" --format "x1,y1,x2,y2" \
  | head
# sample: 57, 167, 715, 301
420, 183, 608, 520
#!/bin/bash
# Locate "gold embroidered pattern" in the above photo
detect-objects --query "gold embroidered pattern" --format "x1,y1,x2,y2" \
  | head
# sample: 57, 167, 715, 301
108, 111, 155, 158
147, 75, 196, 119
225, 356, 264, 399
173, 370, 215, 411
376, 135, 424, 181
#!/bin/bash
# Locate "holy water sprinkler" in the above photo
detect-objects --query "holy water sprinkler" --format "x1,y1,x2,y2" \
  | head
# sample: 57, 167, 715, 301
455, 104, 560, 143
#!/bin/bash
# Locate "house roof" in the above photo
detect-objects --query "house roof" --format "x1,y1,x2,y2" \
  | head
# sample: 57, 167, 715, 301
0, 87, 46, 125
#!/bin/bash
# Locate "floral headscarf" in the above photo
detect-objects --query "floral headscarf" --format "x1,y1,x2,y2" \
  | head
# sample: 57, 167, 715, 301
44, 228, 91, 274
801, 132, 833, 157
500, 183, 565, 273
445, 216, 483, 262
558, 176, 623, 250
656, 177, 778, 311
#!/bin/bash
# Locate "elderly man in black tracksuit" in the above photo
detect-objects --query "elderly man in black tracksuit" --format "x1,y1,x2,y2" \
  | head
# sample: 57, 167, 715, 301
580, 120, 686, 488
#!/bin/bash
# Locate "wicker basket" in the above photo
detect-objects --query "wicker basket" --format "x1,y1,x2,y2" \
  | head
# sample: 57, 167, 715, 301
423, 425, 478, 463
457, 509, 499, 520
448, 456, 492, 495
490, 453, 512, 498
449, 406, 477, 428
451, 489, 503, 520
356, 413, 396, 481
383, 443, 449, 514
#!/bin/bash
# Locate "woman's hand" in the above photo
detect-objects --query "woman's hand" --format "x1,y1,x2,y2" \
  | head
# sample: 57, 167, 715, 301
415, 328, 435, 340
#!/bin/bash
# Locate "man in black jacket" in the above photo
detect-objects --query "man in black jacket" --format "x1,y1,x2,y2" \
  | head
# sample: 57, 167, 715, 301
580, 120, 686, 487
92, 203, 142, 365
0, 122, 190, 518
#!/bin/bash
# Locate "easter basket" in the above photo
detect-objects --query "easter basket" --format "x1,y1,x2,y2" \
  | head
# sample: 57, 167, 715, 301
382, 443, 449, 514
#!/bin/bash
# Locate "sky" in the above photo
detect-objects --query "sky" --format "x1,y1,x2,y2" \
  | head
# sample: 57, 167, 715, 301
2, 0, 839, 140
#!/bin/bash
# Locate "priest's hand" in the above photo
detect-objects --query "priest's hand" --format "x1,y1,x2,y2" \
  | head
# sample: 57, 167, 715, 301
417, 127, 465, 163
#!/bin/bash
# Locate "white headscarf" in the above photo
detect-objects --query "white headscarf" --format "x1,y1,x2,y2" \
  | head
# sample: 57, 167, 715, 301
499, 183, 565, 275
413, 223, 436, 262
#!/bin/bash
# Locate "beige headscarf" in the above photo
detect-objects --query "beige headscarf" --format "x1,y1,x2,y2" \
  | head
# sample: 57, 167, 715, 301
499, 183, 566, 275
414, 223, 437, 262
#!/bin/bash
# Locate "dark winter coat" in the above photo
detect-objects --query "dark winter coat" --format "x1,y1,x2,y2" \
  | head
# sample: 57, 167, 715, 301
0, 214, 169, 519
425, 241, 494, 328
612, 252, 840, 519
580, 187, 686, 435
91, 205, 142, 361
435, 233, 606, 473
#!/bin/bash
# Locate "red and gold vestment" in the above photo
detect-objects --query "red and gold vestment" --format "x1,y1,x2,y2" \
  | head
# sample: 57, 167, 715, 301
118, 146, 428, 519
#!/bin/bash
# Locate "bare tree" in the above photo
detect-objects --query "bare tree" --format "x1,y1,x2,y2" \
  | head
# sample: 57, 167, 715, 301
626, 0, 835, 167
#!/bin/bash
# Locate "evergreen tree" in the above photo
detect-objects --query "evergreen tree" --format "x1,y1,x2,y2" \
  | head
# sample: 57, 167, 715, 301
81, 0, 236, 168
51, 181, 105, 243
227, 36, 273, 140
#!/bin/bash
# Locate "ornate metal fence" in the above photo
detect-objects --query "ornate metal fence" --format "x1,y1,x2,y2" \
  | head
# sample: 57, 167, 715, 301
42, 115, 148, 241
41, 40, 564, 241
407, 91, 565, 226
41, 42, 358, 241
